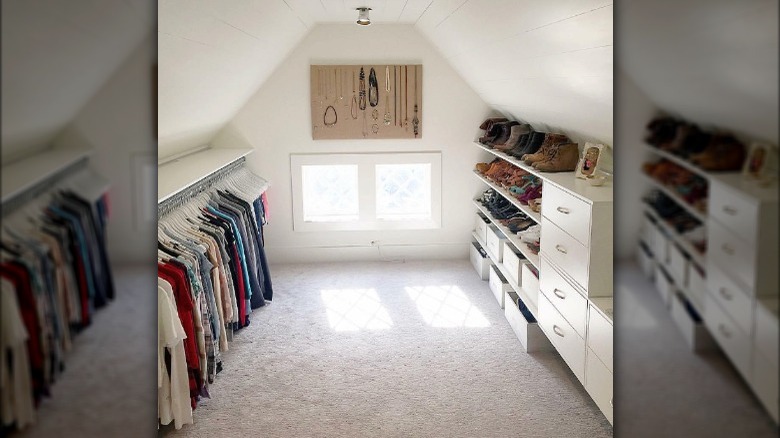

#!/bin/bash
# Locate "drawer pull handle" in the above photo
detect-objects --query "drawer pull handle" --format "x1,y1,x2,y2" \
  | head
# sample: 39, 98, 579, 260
555, 245, 567, 254
719, 288, 732, 301
609, 398, 613, 408
553, 288, 566, 300
553, 325, 565, 337
718, 324, 731, 338
556, 206, 571, 214
722, 206, 738, 215
721, 244, 735, 256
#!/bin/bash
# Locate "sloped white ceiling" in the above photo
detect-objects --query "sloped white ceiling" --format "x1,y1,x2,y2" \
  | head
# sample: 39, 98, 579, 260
1, 0, 152, 163
618, 0, 778, 142
415, 0, 614, 145
160, 0, 613, 154
157, 0, 440, 157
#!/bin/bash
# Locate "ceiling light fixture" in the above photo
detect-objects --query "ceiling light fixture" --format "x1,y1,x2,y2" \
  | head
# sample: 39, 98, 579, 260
356, 7, 371, 26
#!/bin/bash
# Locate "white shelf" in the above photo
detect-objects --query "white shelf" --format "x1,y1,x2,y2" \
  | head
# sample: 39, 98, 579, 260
472, 230, 540, 318
472, 199, 540, 270
473, 170, 541, 224
644, 144, 712, 180
475, 141, 613, 204
643, 204, 706, 268
641, 172, 708, 223
157, 148, 253, 203
1, 147, 93, 204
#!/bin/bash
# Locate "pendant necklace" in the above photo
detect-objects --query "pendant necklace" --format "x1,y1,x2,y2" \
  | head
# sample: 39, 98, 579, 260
324, 69, 337, 127
383, 66, 392, 125
394, 66, 398, 126
412, 65, 420, 138
368, 67, 379, 107
350, 70, 358, 119
359, 67, 366, 110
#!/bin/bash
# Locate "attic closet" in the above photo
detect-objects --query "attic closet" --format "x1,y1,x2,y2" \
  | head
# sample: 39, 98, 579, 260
1, 148, 113, 434
156, 148, 272, 429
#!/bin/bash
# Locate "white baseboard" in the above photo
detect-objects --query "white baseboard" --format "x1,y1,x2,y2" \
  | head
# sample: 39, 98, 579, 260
265, 242, 469, 264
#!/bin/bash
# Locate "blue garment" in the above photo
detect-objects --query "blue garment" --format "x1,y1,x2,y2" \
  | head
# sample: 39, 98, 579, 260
207, 206, 253, 309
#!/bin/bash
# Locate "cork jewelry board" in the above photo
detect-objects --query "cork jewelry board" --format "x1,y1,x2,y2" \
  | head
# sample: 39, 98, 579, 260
311, 64, 422, 140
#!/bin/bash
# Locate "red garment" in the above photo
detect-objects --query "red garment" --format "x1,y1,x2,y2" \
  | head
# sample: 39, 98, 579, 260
1, 263, 45, 405
158, 262, 201, 409
261, 192, 269, 223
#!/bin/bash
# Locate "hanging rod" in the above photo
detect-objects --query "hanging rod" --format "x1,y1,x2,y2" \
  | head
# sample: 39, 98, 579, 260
1, 154, 90, 218
157, 156, 246, 218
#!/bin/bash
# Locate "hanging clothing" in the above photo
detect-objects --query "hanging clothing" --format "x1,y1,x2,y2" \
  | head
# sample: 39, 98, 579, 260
156, 163, 272, 429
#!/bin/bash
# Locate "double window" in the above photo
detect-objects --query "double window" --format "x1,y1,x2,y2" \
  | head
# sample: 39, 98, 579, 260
291, 152, 442, 231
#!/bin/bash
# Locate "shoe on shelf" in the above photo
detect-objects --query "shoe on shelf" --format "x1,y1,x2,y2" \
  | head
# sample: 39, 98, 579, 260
533, 142, 580, 172
508, 131, 544, 159
479, 117, 508, 130
518, 224, 541, 243
528, 198, 542, 213
521, 133, 570, 164
489, 121, 520, 147
495, 124, 532, 151
479, 122, 506, 144
689, 133, 746, 171
645, 117, 681, 147
475, 162, 491, 173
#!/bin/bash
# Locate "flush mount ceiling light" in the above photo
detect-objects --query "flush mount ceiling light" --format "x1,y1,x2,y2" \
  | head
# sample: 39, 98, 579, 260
356, 7, 371, 26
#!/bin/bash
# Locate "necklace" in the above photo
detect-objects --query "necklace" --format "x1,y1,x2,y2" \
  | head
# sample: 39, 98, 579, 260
359, 67, 366, 110
350, 70, 358, 119
324, 105, 337, 127
368, 67, 379, 107
394, 66, 398, 126
413, 65, 420, 138
404, 66, 409, 131
384, 66, 392, 125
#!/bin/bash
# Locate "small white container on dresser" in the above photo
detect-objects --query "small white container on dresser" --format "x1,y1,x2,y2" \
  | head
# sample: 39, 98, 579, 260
475, 213, 490, 244
521, 264, 540, 310
502, 241, 529, 287
705, 175, 778, 425
486, 225, 507, 262
504, 290, 551, 353
470, 241, 491, 280
489, 264, 511, 309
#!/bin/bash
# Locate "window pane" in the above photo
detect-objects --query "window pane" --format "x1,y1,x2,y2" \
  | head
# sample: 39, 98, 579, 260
376, 163, 431, 220
302, 164, 358, 222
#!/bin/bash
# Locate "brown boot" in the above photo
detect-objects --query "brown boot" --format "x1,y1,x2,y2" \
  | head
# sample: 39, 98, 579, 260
522, 133, 570, 164
495, 124, 531, 151
479, 117, 507, 130
533, 143, 580, 172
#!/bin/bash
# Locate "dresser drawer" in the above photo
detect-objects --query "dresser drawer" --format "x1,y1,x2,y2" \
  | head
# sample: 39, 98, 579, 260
705, 294, 751, 380
588, 304, 613, 372
475, 213, 490, 245
708, 219, 756, 292
505, 291, 551, 353
470, 241, 491, 280
539, 257, 587, 338
542, 183, 592, 247
709, 182, 759, 245
486, 225, 507, 262
586, 348, 613, 425
540, 221, 589, 292
539, 294, 585, 383
754, 300, 778, 367
707, 265, 753, 335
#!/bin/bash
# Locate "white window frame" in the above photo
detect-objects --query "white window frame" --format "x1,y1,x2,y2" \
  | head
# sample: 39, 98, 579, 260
291, 152, 442, 231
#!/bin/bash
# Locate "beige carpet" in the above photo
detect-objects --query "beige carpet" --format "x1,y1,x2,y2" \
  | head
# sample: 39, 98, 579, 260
161, 259, 612, 437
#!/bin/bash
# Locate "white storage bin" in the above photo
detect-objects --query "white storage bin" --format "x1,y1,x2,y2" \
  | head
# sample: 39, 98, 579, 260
489, 265, 511, 309
486, 225, 507, 262
687, 262, 706, 309
650, 222, 670, 265
475, 213, 490, 245
504, 290, 551, 353
668, 243, 689, 288
521, 264, 540, 310
470, 241, 491, 281
585, 348, 613, 425
671, 291, 714, 352
638, 241, 655, 280
653, 265, 674, 308
640, 212, 656, 247
502, 241, 527, 286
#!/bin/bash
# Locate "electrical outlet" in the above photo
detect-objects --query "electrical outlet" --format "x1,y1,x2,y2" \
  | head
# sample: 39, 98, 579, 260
370, 240, 380, 246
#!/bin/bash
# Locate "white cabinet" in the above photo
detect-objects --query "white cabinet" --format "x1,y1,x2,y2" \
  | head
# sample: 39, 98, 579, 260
472, 143, 612, 424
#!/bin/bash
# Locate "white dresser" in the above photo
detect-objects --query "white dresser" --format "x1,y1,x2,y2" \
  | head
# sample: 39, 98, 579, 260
471, 142, 614, 424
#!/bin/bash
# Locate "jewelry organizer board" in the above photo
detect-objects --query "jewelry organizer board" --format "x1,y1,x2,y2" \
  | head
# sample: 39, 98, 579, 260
311, 64, 422, 140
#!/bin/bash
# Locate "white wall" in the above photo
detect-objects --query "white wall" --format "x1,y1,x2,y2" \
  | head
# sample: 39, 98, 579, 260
614, 69, 658, 260
213, 24, 491, 263
54, 36, 157, 265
